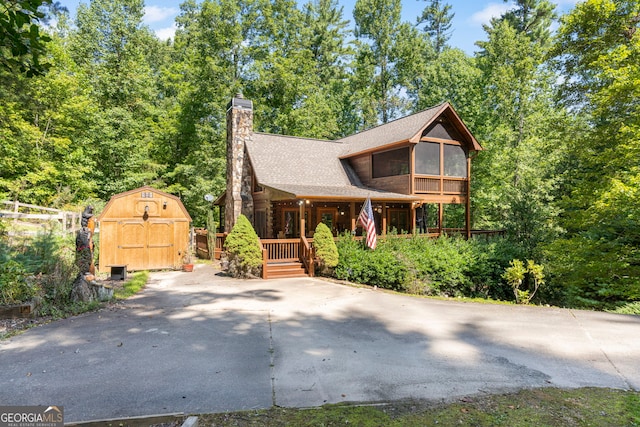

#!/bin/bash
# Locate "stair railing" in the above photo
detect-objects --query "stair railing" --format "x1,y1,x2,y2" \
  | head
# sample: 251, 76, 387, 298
300, 236, 315, 277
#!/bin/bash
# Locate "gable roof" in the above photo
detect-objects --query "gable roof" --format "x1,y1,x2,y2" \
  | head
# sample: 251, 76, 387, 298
246, 134, 418, 201
338, 102, 482, 157
243, 102, 481, 201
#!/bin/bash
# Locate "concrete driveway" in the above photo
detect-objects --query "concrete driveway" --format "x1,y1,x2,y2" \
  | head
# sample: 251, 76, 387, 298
1, 264, 639, 422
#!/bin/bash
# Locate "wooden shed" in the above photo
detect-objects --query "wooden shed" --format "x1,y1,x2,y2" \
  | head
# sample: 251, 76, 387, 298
97, 186, 192, 273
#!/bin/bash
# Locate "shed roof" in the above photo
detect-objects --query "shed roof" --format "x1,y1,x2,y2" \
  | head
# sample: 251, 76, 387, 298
97, 186, 192, 221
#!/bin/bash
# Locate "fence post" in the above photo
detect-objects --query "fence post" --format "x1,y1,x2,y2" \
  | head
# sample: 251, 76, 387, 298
13, 200, 18, 226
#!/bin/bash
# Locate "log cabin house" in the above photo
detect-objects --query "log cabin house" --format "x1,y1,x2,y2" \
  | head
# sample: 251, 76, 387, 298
216, 94, 483, 278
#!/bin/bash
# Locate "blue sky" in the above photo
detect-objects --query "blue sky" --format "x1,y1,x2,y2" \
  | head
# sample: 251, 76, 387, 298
57, 0, 581, 55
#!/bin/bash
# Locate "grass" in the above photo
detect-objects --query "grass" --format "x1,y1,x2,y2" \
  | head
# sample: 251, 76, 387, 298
608, 301, 640, 316
113, 271, 149, 299
197, 388, 640, 426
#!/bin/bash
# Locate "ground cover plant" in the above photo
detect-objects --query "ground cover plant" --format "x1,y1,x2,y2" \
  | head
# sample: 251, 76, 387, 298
198, 387, 640, 426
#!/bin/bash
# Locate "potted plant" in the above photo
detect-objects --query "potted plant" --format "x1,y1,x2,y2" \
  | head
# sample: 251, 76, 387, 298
182, 250, 194, 272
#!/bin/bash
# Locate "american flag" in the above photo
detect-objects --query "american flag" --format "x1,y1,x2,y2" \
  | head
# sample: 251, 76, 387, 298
358, 198, 377, 249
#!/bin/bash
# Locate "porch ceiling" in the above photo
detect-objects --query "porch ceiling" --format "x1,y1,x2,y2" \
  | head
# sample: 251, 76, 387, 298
264, 183, 420, 202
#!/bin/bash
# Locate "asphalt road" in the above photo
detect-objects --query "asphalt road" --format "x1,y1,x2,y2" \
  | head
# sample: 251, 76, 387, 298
1, 264, 639, 422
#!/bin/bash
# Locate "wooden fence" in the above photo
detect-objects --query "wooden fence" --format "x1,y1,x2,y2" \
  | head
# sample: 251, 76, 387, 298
0, 200, 81, 234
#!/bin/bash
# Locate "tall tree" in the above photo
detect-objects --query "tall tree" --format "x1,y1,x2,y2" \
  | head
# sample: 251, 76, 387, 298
300, 0, 352, 137
500, 0, 556, 44
352, 0, 420, 125
0, 21, 97, 205
473, 0, 564, 258
547, 0, 640, 305
69, 0, 163, 198
416, 0, 454, 54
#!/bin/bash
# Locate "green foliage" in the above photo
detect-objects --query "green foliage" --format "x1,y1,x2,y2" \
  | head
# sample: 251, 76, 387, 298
334, 233, 408, 290
609, 302, 640, 316
0, 260, 36, 304
0, 225, 78, 312
544, 236, 640, 309
503, 259, 544, 304
416, 0, 454, 53
334, 234, 531, 301
224, 214, 263, 277
0, 0, 52, 76
313, 222, 339, 271
546, 0, 640, 310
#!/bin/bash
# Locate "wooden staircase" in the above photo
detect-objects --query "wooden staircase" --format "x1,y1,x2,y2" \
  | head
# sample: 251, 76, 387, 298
260, 237, 315, 279
264, 261, 308, 278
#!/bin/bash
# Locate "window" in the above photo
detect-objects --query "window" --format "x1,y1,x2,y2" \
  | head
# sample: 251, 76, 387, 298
444, 144, 467, 177
372, 147, 410, 178
415, 142, 440, 175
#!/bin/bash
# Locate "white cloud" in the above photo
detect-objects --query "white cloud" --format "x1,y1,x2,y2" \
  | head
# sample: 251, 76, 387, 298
155, 24, 177, 41
469, 2, 513, 26
144, 5, 178, 24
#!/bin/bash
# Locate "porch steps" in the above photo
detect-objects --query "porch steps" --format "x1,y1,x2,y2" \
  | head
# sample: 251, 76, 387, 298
265, 261, 308, 278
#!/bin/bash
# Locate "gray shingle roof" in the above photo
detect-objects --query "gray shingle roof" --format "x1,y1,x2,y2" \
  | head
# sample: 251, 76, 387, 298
244, 102, 478, 201
246, 134, 418, 201
337, 103, 446, 155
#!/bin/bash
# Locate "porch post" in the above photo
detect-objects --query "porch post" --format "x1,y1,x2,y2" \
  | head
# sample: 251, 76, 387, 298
438, 202, 443, 236
382, 202, 387, 236
350, 202, 356, 232
299, 200, 305, 238
466, 157, 472, 239
411, 203, 416, 234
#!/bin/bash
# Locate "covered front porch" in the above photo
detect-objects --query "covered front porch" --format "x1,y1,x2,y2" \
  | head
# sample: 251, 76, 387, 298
214, 193, 480, 279
264, 199, 469, 239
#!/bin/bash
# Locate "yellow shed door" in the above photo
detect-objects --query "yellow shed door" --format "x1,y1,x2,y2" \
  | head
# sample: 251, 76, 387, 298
147, 221, 174, 269
117, 220, 174, 270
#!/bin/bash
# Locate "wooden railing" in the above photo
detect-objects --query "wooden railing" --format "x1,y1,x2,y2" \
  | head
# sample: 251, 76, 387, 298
414, 176, 467, 195
196, 231, 226, 260
300, 236, 315, 277
261, 238, 300, 262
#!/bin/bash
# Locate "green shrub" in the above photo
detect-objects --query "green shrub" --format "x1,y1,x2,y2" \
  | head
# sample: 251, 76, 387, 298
503, 259, 545, 304
544, 236, 640, 309
403, 236, 473, 296
224, 214, 263, 278
313, 223, 338, 273
0, 260, 37, 305
335, 234, 408, 290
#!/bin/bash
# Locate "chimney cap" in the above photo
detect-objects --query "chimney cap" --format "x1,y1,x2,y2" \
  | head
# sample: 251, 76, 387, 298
227, 94, 253, 111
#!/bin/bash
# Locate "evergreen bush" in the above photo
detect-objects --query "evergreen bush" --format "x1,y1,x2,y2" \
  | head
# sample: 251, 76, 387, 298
335, 233, 408, 290
224, 214, 263, 278
313, 223, 339, 274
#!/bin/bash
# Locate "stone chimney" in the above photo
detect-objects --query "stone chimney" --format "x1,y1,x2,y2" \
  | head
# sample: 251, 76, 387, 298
225, 93, 254, 232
